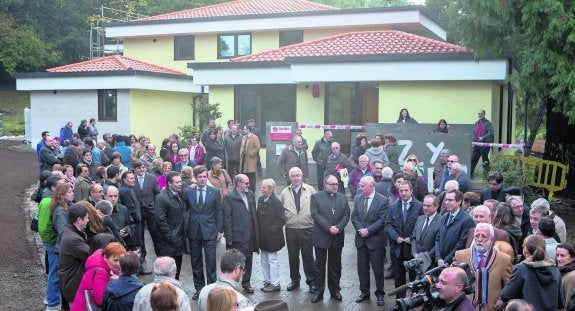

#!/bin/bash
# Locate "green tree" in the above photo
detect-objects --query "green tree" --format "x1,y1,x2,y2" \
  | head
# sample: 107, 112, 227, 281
315, 0, 409, 8
0, 14, 56, 75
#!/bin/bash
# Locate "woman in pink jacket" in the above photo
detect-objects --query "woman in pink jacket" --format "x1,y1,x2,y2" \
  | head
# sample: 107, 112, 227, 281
71, 242, 126, 311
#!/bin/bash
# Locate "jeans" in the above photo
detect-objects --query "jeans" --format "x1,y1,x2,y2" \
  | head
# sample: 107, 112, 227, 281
260, 251, 280, 286
44, 242, 61, 307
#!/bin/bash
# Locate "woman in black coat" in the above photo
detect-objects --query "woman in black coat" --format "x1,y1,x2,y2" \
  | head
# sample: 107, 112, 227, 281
256, 178, 286, 292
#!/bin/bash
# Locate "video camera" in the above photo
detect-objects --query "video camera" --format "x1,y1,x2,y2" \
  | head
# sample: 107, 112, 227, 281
388, 262, 476, 311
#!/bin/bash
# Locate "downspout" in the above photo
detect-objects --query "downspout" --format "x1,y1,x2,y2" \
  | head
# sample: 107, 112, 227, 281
507, 58, 513, 144
192, 85, 206, 127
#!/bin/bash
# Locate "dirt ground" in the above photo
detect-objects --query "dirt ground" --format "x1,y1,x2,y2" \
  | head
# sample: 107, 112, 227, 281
0, 138, 573, 311
0, 140, 45, 310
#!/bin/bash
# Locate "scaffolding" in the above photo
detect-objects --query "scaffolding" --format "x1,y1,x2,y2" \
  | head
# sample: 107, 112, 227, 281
89, 6, 147, 59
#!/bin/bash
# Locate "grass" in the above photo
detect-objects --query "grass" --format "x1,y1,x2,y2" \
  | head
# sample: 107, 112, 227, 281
0, 85, 29, 136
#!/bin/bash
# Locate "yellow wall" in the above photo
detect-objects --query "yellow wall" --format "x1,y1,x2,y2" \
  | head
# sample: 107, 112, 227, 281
296, 83, 325, 142
253, 31, 280, 53
208, 85, 235, 126
123, 36, 190, 73
129, 89, 194, 147
378, 81, 495, 124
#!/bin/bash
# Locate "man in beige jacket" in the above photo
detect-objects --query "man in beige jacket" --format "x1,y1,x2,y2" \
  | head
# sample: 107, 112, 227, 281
280, 166, 317, 293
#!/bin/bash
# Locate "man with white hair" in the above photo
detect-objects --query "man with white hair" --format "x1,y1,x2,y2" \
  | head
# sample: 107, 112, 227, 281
375, 164, 393, 195
449, 162, 471, 193
454, 223, 513, 311
402, 162, 427, 201
132, 256, 192, 311
439, 180, 459, 213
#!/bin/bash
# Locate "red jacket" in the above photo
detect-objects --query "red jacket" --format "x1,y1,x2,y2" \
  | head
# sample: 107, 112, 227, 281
71, 249, 117, 311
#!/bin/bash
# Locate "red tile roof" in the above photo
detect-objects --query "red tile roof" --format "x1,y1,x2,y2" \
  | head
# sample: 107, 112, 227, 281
232, 31, 468, 62
136, 0, 337, 21
47, 55, 186, 75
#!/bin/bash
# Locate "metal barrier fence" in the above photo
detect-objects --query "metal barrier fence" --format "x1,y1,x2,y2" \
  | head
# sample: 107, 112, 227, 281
508, 155, 569, 200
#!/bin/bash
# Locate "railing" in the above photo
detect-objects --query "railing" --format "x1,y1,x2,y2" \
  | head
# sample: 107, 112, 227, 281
508, 155, 569, 200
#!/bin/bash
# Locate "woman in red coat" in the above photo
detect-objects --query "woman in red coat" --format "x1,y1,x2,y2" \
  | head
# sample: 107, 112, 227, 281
71, 242, 126, 311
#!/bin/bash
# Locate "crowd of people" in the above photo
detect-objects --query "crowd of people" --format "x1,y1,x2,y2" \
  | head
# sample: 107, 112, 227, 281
32, 109, 569, 311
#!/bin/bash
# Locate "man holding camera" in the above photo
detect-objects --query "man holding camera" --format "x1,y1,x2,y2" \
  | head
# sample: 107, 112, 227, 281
436, 267, 475, 311
453, 223, 512, 311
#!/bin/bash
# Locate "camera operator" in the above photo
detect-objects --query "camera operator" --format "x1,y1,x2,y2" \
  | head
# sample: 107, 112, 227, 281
436, 267, 474, 311
454, 223, 513, 311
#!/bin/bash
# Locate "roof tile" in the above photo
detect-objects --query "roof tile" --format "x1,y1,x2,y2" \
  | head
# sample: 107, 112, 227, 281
47, 55, 186, 75
232, 31, 468, 62
136, 0, 337, 21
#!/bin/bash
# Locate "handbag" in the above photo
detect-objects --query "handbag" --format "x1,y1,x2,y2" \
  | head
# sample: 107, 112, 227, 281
84, 267, 102, 311
30, 210, 39, 232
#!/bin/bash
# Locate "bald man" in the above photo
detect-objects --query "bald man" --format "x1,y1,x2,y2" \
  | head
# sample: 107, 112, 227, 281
465, 205, 510, 248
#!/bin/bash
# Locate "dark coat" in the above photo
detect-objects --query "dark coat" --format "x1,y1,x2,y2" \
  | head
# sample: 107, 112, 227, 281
133, 173, 160, 213
384, 142, 401, 173
223, 189, 259, 252
256, 194, 286, 252
385, 198, 424, 258
39, 145, 61, 172
119, 183, 141, 225
407, 176, 428, 201
324, 153, 353, 182
500, 259, 563, 311
277, 144, 308, 180
310, 190, 350, 249
479, 186, 506, 203
434, 208, 475, 263
352, 192, 389, 249
311, 138, 331, 168
154, 188, 186, 256
58, 224, 90, 302
110, 203, 136, 247
184, 185, 223, 240
103, 275, 144, 311
204, 138, 224, 165
411, 213, 444, 258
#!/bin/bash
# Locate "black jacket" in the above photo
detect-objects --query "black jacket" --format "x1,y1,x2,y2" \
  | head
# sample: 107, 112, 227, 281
256, 194, 286, 252
103, 275, 144, 311
223, 189, 259, 252
311, 190, 350, 249
154, 188, 186, 256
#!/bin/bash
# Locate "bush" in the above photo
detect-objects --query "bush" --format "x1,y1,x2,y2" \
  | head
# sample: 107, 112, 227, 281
178, 125, 201, 147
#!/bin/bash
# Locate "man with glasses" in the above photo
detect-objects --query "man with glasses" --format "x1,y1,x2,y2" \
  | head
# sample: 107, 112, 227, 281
174, 148, 196, 172
439, 155, 459, 192
280, 166, 317, 293
223, 174, 258, 294
198, 249, 254, 311
435, 189, 475, 266
184, 165, 223, 300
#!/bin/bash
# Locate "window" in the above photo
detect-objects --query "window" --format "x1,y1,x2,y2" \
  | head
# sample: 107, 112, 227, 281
218, 33, 251, 58
279, 30, 303, 47
98, 90, 117, 121
174, 35, 195, 60
235, 85, 296, 146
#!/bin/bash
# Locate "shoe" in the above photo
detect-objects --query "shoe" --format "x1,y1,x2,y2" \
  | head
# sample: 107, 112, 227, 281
243, 284, 255, 294
384, 271, 393, 279
192, 292, 200, 300
43, 297, 48, 305
311, 293, 324, 303
331, 291, 342, 301
260, 281, 271, 291
309, 286, 318, 294
355, 294, 370, 303
286, 282, 300, 291
46, 305, 61, 311
377, 295, 386, 306
262, 284, 281, 292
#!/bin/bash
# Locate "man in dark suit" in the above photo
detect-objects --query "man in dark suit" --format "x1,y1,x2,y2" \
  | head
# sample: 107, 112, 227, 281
118, 171, 142, 250
223, 173, 259, 294
183, 165, 223, 300
174, 148, 196, 172
352, 176, 389, 306
411, 195, 443, 262
435, 189, 475, 266
479, 171, 505, 203
385, 181, 423, 299
310, 175, 350, 303
154, 171, 186, 279
133, 160, 160, 265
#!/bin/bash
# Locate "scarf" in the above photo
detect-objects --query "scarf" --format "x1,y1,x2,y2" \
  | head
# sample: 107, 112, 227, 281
471, 247, 497, 307
559, 261, 575, 274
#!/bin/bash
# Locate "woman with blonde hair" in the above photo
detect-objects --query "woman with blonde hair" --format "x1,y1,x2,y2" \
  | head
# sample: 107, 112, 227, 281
157, 161, 173, 190
181, 166, 196, 189
206, 287, 237, 311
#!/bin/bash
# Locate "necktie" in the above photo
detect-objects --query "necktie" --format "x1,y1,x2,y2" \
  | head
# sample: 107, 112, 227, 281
363, 196, 369, 217
198, 188, 204, 209
138, 176, 144, 189
422, 216, 429, 234
478, 254, 485, 269
448, 213, 455, 225
402, 202, 408, 224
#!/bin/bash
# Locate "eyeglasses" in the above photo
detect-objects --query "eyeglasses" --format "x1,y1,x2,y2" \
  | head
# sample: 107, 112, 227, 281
407, 159, 417, 162
179, 154, 188, 157
447, 160, 456, 163
326, 183, 339, 186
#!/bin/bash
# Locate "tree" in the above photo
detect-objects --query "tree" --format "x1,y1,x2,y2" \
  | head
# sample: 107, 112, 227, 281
315, 0, 410, 8
448, 0, 575, 184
